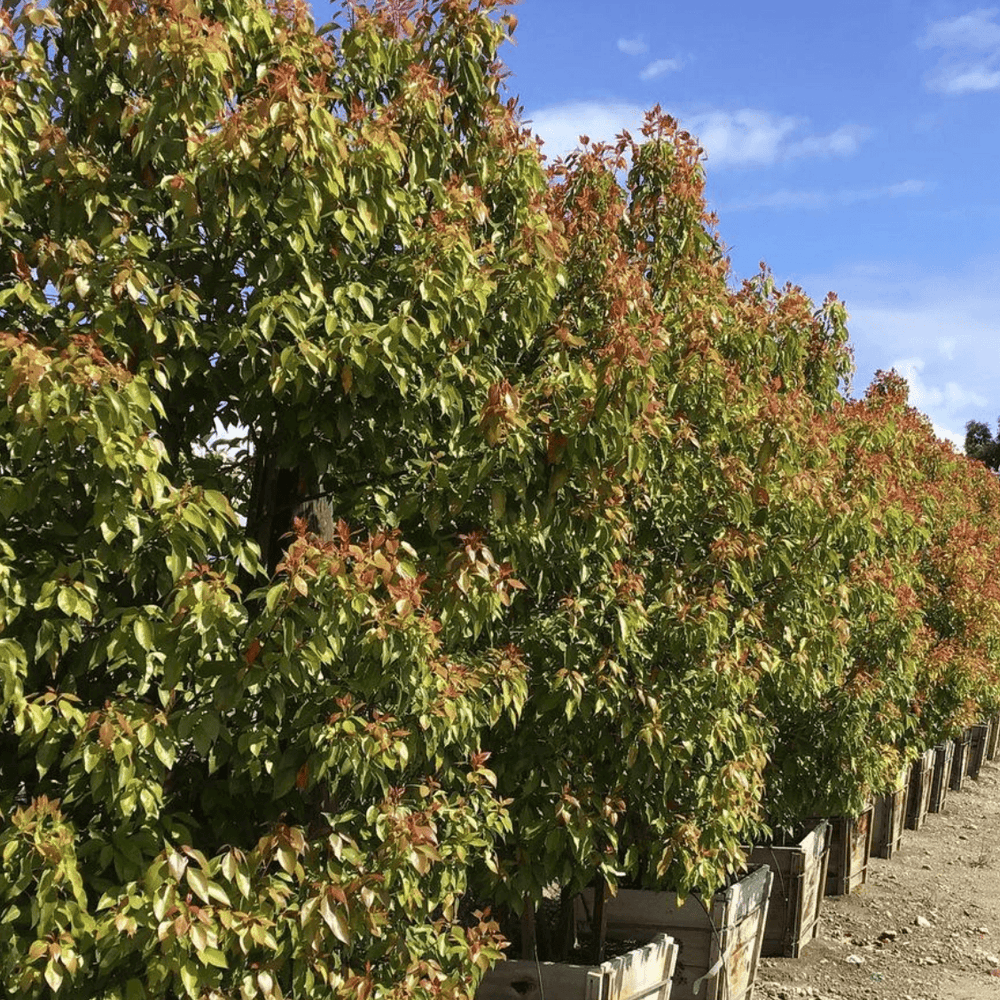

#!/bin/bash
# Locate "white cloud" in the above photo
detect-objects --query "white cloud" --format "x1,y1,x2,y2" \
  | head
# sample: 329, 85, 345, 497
682, 111, 868, 167
919, 8, 1000, 93
685, 110, 800, 166
920, 7, 1000, 50
890, 357, 984, 447
640, 58, 683, 80
723, 179, 928, 212
928, 65, 1000, 93
796, 261, 1000, 447
788, 124, 871, 158
526, 102, 870, 166
617, 36, 648, 56
892, 356, 987, 413
527, 101, 646, 160
931, 423, 967, 450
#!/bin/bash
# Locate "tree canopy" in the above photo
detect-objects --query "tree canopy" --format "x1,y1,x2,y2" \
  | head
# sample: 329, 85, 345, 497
965, 418, 1000, 472
5, 0, 1000, 997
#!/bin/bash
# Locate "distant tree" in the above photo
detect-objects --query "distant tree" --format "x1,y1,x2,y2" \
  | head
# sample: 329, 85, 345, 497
965, 419, 1000, 471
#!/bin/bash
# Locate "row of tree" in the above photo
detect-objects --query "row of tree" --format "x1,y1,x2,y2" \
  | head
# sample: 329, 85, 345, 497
3, 0, 1000, 997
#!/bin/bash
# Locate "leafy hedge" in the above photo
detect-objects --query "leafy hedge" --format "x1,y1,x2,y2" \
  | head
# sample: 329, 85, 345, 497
3, 0, 1000, 996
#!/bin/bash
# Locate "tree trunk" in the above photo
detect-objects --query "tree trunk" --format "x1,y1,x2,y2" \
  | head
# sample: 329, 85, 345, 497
592, 873, 608, 965
520, 894, 537, 961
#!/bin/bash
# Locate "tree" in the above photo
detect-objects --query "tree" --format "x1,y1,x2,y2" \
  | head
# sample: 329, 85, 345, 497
965, 418, 1000, 472
1, 0, 556, 995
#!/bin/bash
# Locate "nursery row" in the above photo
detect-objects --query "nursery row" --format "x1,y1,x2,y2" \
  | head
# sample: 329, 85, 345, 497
478, 718, 1000, 1000
3, 1, 1000, 998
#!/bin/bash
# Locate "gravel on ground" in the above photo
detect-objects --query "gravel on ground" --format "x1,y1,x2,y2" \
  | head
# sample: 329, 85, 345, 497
754, 760, 1000, 1000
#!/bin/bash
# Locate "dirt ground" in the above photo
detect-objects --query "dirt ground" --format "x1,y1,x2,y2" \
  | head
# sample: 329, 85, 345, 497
754, 758, 1000, 1000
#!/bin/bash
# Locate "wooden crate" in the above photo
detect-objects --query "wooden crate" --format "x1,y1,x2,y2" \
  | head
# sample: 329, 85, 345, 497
905, 748, 935, 831
871, 776, 907, 860
745, 821, 829, 958
928, 742, 954, 813
477, 933, 678, 1000
823, 805, 874, 896
968, 724, 990, 780
987, 713, 1000, 761
575, 865, 773, 1000
950, 730, 972, 792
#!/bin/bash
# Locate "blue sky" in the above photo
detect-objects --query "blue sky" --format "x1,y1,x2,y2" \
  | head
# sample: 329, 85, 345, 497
498, 2, 1000, 446
319, 1, 1000, 445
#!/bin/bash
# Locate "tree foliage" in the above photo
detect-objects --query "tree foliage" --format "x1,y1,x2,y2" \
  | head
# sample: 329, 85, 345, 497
5, 0, 1000, 995
2, 0, 544, 995
965, 418, 1000, 472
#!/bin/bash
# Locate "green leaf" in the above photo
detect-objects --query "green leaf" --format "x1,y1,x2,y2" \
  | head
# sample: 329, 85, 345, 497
186, 867, 211, 904
44, 961, 63, 992
133, 618, 154, 651
56, 588, 78, 617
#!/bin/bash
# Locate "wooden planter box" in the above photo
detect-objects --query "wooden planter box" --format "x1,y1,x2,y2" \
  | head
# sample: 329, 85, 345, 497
478, 933, 678, 1000
822, 804, 874, 896
968, 724, 990, 779
905, 748, 935, 831
929, 742, 954, 813
575, 865, 773, 1000
872, 775, 907, 859
745, 821, 829, 958
950, 729, 972, 792
987, 713, 1000, 761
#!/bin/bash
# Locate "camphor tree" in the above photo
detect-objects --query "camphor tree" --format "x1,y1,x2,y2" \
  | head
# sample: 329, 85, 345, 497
2, 0, 818, 985
0, 0, 571, 995
10, 0, 1000, 994
764, 371, 1000, 828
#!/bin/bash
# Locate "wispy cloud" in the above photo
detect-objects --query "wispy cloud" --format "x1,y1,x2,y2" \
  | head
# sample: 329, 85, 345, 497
687, 111, 869, 167
527, 101, 645, 160
640, 57, 683, 80
918, 7, 1000, 93
796, 260, 1000, 447
617, 36, 648, 56
722, 179, 928, 212
789, 124, 870, 158
526, 102, 870, 166
891, 357, 986, 447
893, 356, 987, 413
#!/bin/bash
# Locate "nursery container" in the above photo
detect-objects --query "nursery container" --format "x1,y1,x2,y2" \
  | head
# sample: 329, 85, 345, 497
987, 713, 1000, 761
478, 933, 679, 1000
928, 742, 954, 813
871, 774, 907, 860
822, 804, 874, 896
745, 821, 829, 958
950, 729, 972, 792
905, 748, 935, 831
968, 724, 990, 780
576, 865, 773, 1000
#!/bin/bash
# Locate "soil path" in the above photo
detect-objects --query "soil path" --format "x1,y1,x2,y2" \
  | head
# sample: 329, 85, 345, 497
755, 758, 1000, 1000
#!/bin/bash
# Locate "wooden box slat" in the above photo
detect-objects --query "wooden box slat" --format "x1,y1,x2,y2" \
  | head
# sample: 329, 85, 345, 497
968, 724, 989, 780
871, 779, 907, 860
986, 713, 1000, 761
